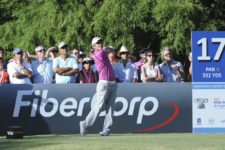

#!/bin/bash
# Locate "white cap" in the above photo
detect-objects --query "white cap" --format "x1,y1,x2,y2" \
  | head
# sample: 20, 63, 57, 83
91, 37, 102, 46
119, 46, 129, 54
35, 45, 45, 52
58, 42, 68, 49
83, 57, 92, 62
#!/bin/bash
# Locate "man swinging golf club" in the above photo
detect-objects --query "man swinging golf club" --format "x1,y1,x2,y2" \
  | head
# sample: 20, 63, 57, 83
80, 37, 117, 136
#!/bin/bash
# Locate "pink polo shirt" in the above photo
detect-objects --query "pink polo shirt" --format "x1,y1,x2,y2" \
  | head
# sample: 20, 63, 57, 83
135, 60, 145, 70
92, 49, 115, 81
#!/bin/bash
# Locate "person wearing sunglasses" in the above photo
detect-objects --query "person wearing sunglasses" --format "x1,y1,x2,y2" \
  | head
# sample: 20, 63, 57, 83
31, 45, 54, 84
159, 47, 184, 82
53, 42, 79, 84
141, 51, 162, 82
7, 48, 33, 84
114, 46, 138, 83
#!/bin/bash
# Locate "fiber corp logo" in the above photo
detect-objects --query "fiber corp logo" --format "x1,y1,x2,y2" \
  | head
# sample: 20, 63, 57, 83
13, 90, 160, 124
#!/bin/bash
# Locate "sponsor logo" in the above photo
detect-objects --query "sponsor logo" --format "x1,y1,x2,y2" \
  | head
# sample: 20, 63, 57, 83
213, 98, 225, 109
194, 98, 208, 109
13, 90, 159, 124
12, 90, 180, 131
208, 118, 214, 125
196, 118, 202, 125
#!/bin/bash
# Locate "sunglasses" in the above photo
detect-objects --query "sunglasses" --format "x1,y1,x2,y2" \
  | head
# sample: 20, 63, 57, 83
61, 46, 68, 49
16, 52, 23, 55
120, 52, 128, 55
73, 52, 79, 55
164, 53, 172, 56
37, 50, 45, 53
83, 61, 93, 65
96, 40, 103, 44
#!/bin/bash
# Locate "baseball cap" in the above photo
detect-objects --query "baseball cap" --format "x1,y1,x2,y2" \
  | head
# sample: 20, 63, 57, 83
35, 45, 45, 52
13, 48, 23, 55
91, 37, 102, 46
58, 42, 68, 49
82, 57, 94, 65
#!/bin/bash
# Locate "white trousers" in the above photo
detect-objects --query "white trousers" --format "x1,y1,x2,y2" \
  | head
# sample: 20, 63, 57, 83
85, 80, 117, 131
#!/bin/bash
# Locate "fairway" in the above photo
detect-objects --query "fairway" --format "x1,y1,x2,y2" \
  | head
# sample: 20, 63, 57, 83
0, 133, 225, 150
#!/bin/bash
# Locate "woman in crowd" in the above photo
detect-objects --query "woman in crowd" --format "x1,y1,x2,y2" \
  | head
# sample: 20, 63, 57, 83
141, 50, 162, 83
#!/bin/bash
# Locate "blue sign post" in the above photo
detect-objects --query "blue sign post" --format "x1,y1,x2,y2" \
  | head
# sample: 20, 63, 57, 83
192, 31, 225, 133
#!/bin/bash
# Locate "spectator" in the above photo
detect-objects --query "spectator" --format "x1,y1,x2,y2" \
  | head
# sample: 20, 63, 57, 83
7, 48, 32, 84
31, 45, 54, 84
53, 42, 79, 83
46, 47, 58, 61
78, 57, 97, 83
71, 49, 81, 70
135, 48, 148, 82
160, 47, 184, 82
23, 51, 32, 64
0, 58, 9, 84
114, 46, 138, 83
108, 47, 118, 69
141, 51, 162, 83
71, 49, 79, 59
78, 51, 86, 65
0, 48, 7, 69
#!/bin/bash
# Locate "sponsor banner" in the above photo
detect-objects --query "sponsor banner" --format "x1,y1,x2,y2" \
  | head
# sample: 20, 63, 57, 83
192, 31, 225, 133
0, 83, 192, 135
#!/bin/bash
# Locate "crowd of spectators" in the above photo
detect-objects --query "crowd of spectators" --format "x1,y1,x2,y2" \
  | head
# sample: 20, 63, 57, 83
0, 42, 192, 84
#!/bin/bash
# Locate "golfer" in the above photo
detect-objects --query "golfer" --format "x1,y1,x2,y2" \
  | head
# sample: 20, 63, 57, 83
80, 37, 117, 136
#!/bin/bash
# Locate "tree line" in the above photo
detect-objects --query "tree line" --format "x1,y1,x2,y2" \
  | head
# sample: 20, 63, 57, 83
0, 0, 224, 63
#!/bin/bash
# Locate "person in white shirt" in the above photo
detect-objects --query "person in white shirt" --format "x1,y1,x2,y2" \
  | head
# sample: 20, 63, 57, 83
31, 45, 54, 84
141, 50, 162, 83
114, 46, 137, 83
159, 47, 184, 82
53, 42, 79, 84
7, 48, 32, 84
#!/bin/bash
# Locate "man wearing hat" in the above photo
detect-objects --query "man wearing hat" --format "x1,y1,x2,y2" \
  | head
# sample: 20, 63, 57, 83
7, 48, 32, 84
31, 45, 54, 84
80, 37, 117, 136
53, 42, 79, 83
113, 46, 137, 83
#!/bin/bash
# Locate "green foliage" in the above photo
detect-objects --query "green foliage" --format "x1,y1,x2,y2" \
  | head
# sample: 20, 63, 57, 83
0, 0, 224, 62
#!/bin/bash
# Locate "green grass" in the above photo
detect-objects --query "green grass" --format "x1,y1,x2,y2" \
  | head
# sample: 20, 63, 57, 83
0, 134, 225, 150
